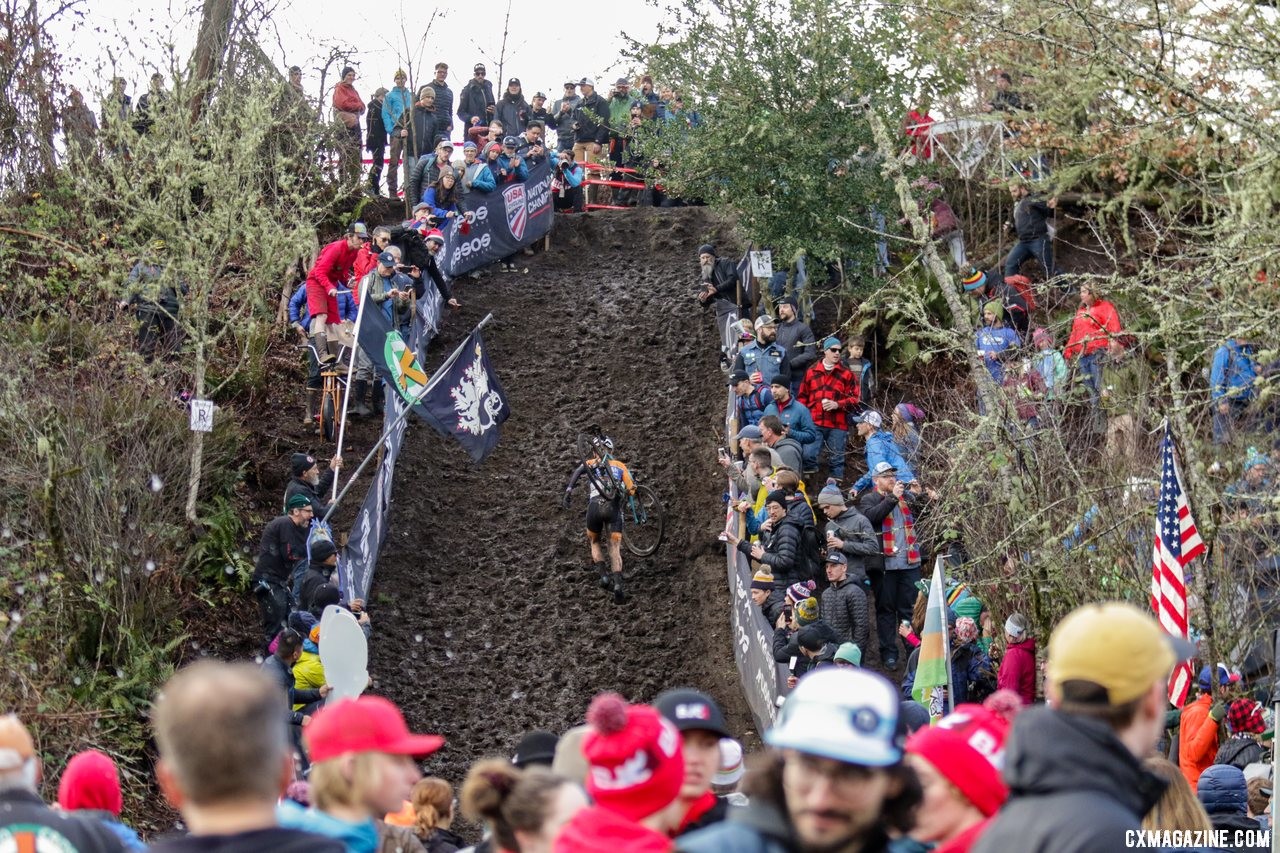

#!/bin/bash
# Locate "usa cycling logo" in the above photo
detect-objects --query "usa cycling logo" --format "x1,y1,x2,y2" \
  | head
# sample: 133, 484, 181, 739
502, 184, 527, 240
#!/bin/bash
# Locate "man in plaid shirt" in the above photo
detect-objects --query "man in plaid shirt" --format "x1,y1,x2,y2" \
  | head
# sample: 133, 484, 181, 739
798, 336, 860, 480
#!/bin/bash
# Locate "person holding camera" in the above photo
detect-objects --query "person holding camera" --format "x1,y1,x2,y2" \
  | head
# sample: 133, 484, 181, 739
553, 150, 585, 213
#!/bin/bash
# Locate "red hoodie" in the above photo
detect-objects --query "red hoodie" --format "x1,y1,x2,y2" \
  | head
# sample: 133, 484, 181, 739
553, 806, 673, 853
305, 238, 360, 318
996, 637, 1037, 707
1063, 299, 1122, 360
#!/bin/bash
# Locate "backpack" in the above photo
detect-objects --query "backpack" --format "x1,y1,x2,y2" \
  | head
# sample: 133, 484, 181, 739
797, 518, 824, 582
1003, 274, 1037, 314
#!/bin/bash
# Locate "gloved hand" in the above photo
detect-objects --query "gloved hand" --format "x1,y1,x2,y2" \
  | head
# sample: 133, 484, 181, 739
561, 489, 571, 510
1210, 701, 1228, 722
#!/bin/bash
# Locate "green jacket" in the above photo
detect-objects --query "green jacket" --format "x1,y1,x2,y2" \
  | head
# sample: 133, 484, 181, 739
1100, 352, 1149, 416
124, 261, 184, 314
608, 93, 633, 136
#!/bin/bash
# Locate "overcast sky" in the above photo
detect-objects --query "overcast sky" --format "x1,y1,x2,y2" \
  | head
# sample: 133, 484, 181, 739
50, 0, 675, 110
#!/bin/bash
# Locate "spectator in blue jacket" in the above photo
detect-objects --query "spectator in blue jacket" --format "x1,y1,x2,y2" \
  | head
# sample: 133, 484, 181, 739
382, 70, 413, 198
552, 150, 584, 212
1210, 337, 1258, 444
290, 282, 355, 425
732, 314, 788, 387
850, 410, 916, 493
765, 376, 820, 472
731, 371, 773, 427
975, 300, 1022, 384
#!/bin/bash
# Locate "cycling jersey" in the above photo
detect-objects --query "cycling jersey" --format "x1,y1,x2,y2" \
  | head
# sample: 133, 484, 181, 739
587, 459, 635, 501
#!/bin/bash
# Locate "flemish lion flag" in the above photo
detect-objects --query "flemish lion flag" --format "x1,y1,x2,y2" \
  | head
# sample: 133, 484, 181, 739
418, 329, 511, 462
912, 556, 953, 716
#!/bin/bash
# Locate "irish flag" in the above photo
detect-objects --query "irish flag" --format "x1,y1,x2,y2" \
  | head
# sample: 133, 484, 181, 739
912, 556, 953, 715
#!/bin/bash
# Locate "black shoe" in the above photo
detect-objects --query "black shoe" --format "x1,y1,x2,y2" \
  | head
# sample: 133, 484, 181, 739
612, 575, 625, 604
884, 653, 899, 669
598, 566, 613, 590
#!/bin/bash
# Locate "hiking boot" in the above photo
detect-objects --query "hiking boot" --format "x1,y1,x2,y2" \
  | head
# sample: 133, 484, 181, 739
350, 380, 372, 417
612, 574, 625, 604
304, 389, 320, 425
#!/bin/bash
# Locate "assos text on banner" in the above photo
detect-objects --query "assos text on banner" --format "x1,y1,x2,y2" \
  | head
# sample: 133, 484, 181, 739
339, 289, 441, 603
442, 159, 555, 277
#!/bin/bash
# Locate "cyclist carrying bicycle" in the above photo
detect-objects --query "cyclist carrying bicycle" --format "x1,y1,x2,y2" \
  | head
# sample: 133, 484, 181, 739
563, 438, 635, 604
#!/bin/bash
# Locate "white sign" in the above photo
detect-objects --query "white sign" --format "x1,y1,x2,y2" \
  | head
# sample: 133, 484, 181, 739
749, 250, 773, 279
319, 604, 369, 704
189, 399, 214, 432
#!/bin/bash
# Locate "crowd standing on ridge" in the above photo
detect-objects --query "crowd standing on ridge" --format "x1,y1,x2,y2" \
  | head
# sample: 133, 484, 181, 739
24, 59, 1280, 853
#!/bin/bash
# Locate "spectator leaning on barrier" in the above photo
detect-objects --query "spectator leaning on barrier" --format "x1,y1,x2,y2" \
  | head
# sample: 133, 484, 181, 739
148, 661, 346, 853
750, 570, 785, 626
973, 602, 1194, 853
678, 668, 921, 853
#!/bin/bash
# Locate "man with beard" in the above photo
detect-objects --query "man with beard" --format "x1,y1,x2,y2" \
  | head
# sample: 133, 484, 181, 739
732, 314, 788, 388
698, 243, 750, 368
252, 495, 313, 649
774, 297, 817, 396
282, 452, 343, 517
678, 668, 920, 853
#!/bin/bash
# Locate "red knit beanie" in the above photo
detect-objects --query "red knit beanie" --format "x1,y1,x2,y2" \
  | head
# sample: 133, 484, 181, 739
905, 704, 1009, 817
57, 750, 123, 816
582, 693, 684, 822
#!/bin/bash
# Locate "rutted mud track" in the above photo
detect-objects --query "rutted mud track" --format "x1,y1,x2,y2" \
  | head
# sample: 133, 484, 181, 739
367, 207, 756, 778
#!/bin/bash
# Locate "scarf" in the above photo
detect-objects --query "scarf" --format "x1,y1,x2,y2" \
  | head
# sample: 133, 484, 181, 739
880, 497, 919, 563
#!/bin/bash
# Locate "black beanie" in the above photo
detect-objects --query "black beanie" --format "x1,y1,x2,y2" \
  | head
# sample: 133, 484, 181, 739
291, 453, 316, 477
697, 243, 716, 257
309, 539, 338, 564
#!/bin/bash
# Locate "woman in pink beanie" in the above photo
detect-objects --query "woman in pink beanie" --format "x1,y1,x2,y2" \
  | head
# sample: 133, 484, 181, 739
57, 749, 146, 851
904, 705, 1010, 853
554, 693, 686, 852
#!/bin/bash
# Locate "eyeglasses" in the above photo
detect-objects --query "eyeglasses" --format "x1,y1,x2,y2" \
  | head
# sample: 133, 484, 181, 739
376, 237, 390, 245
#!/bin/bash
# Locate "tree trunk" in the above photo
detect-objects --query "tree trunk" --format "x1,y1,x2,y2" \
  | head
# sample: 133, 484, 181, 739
189, 0, 236, 122
185, 339, 207, 523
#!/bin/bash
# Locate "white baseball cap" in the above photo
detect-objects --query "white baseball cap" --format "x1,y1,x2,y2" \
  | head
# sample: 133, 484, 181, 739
766, 668, 901, 766
713, 738, 745, 787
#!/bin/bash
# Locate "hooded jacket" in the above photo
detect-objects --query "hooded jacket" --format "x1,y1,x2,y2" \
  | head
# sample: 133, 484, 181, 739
769, 437, 804, 478
971, 707, 1166, 853
456, 78, 495, 129
494, 90, 531, 134
553, 805, 673, 852
996, 636, 1037, 706
146, 827, 346, 853
1179, 692, 1221, 791
1210, 340, 1258, 403
827, 505, 879, 576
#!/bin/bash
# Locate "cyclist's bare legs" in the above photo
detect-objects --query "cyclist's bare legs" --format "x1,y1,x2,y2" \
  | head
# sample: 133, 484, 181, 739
608, 533, 623, 576
587, 531, 605, 565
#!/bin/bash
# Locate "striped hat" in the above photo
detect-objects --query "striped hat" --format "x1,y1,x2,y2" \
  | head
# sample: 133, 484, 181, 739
795, 596, 820, 626
962, 268, 987, 291
751, 571, 775, 591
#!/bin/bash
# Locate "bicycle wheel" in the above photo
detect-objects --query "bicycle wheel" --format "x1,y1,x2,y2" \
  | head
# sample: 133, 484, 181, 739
321, 392, 337, 443
623, 483, 665, 557
576, 432, 618, 500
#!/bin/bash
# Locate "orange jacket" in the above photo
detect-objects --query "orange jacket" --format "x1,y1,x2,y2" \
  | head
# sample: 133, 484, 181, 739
1063, 299, 1122, 360
1178, 693, 1220, 791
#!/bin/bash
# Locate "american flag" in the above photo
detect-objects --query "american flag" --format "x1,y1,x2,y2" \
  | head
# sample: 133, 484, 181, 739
1151, 422, 1205, 707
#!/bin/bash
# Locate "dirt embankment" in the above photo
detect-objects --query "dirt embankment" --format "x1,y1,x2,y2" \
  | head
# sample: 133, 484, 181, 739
361, 206, 758, 781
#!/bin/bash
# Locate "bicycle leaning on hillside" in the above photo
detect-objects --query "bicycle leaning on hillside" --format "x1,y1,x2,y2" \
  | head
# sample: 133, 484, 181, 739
575, 426, 666, 557
300, 339, 352, 442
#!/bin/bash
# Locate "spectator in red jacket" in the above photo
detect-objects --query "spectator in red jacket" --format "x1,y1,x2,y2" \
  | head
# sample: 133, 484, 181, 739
353, 227, 391, 289
798, 336, 860, 480
1063, 282, 1122, 409
995, 613, 1036, 706
1180, 664, 1235, 792
305, 223, 368, 363
332, 66, 365, 182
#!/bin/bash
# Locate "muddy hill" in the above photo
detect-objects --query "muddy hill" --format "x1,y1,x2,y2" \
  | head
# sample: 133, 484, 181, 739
364, 206, 756, 778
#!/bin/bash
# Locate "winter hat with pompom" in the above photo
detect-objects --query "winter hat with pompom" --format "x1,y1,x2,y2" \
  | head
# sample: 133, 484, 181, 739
582, 692, 684, 821
57, 750, 123, 816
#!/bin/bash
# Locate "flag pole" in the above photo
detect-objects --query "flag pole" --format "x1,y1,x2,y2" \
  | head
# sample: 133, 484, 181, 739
333, 286, 366, 501
939, 555, 954, 715
322, 312, 494, 526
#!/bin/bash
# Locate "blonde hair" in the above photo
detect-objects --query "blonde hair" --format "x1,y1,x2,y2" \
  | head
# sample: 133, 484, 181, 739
411, 777, 454, 836
309, 752, 386, 815
1141, 756, 1214, 833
